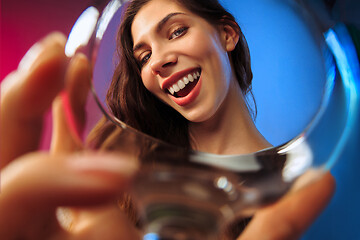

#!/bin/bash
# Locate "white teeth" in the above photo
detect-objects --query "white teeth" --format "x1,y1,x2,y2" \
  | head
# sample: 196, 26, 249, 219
183, 76, 189, 84
167, 70, 201, 95
173, 84, 180, 92
178, 80, 185, 89
188, 74, 194, 82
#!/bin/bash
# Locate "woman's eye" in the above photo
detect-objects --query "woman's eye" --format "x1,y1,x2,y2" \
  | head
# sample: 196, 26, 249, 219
169, 27, 188, 40
140, 53, 151, 66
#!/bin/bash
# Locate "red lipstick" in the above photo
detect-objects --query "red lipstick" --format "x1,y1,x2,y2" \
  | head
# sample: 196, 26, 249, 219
161, 68, 200, 91
170, 75, 202, 106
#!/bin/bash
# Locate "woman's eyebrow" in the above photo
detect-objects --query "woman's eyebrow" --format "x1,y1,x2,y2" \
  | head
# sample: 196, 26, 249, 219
133, 12, 185, 52
156, 12, 185, 32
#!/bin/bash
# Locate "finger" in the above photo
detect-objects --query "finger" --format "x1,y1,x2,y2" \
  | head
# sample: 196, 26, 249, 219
65, 53, 91, 137
0, 151, 138, 238
51, 53, 91, 153
239, 172, 335, 240
68, 205, 141, 240
0, 32, 68, 168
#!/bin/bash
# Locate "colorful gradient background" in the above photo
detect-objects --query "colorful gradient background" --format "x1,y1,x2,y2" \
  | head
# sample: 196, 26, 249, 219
1, 0, 360, 239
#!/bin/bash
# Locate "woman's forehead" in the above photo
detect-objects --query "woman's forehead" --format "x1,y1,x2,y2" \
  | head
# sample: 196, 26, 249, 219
131, 0, 190, 40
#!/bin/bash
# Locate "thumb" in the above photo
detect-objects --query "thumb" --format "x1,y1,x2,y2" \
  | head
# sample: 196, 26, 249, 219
0, 151, 138, 239
238, 172, 335, 240
0, 32, 68, 167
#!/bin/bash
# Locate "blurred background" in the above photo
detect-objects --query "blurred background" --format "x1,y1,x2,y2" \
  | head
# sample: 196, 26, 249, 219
1, 0, 360, 239
1, 0, 90, 147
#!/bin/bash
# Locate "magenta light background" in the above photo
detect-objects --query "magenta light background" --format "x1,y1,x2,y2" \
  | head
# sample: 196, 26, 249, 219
1, 1, 360, 240
1, 0, 90, 80
1, 0, 91, 148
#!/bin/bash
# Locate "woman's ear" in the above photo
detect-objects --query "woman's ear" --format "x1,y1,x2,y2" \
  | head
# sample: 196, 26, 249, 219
220, 22, 240, 52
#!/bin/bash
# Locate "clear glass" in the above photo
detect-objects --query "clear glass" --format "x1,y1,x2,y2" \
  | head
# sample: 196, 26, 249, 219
65, 0, 359, 239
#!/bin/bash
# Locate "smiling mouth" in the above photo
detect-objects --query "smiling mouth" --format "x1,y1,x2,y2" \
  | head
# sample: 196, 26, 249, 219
167, 70, 201, 98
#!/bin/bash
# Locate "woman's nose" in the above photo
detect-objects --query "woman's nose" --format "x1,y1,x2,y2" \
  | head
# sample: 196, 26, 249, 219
150, 52, 177, 75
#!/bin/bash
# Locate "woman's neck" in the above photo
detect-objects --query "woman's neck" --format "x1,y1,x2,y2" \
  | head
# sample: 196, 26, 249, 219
189, 80, 271, 155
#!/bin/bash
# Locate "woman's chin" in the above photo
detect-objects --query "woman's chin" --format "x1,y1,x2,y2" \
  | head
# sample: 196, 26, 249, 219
181, 109, 217, 124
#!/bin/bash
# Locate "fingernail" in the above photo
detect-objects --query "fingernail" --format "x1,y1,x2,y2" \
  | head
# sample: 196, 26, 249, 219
68, 152, 138, 177
18, 41, 43, 71
18, 32, 66, 71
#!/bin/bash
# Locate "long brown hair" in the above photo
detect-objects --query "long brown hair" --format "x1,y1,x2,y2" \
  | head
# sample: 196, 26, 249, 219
105, 0, 255, 149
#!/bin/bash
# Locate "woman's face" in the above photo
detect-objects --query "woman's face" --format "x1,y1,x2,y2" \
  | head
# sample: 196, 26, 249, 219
131, 0, 238, 123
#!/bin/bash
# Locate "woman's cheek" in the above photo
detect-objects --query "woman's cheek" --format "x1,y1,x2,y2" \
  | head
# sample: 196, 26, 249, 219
184, 29, 218, 59
141, 68, 157, 93
184, 34, 207, 57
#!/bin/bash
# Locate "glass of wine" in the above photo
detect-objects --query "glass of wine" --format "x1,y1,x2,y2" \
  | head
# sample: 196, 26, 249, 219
65, 0, 359, 239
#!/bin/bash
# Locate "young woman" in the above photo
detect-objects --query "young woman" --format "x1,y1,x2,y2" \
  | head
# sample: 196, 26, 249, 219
0, 0, 335, 239
99, 0, 271, 155
87, 0, 273, 237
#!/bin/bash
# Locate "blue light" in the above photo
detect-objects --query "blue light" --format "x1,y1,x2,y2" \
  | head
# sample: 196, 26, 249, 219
143, 233, 160, 240
324, 24, 360, 169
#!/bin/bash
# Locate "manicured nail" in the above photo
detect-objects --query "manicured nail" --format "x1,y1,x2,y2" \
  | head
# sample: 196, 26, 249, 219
18, 32, 66, 71
68, 152, 138, 177
18, 41, 43, 71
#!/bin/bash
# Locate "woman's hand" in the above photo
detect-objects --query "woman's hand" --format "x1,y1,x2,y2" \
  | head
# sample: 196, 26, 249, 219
0, 33, 140, 240
239, 172, 335, 240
